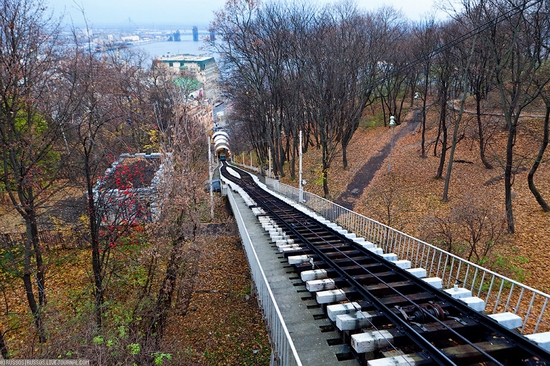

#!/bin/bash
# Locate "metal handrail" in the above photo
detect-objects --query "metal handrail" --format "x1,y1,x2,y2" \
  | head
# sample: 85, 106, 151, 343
225, 185, 303, 366
272, 180, 550, 335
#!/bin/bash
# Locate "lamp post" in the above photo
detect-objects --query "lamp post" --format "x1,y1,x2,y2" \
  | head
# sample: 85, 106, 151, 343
388, 116, 396, 174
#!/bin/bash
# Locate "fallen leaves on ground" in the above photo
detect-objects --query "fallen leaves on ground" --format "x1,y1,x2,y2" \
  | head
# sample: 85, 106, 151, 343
281, 106, 550, 295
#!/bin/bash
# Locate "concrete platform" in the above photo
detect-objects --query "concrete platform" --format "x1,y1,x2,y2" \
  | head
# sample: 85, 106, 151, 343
336, 311, 377, 331
391, 260, 411, 269
352, 330, 393, 353
407, 268, 427, 278
526, 332, 550, 351
422, 277, 443, 289
459, 296, 486, 312
488, 312, 523, 329
327, 302, 361, 321
231, 190, 360, 365
444, 286, 472, 299
381, 253, 398, 261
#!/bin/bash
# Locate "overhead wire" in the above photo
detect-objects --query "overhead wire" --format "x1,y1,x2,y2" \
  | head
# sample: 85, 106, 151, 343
404, 0, 545, 72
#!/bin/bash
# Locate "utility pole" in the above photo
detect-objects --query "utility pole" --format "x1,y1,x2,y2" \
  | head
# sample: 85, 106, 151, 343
207, 133, 214, 219
268, 148, 272, 178
299, 130, 304, 203
388, 116, 396, 174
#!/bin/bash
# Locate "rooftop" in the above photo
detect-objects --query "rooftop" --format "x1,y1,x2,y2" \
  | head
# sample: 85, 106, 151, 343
155, 54, 213, 62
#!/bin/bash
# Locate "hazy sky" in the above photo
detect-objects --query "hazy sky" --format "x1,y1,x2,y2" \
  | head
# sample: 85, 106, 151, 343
47, 0, 448, 28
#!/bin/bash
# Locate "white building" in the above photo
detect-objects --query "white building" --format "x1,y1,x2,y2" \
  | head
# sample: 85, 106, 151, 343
153, 55, 220, 101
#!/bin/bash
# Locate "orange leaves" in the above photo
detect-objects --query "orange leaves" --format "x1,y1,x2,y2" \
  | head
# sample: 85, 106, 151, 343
161, 234, 270, 364
282, 105, 550, 293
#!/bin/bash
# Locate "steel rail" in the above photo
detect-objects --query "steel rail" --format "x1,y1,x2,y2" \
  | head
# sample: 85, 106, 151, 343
221, 163, 550, 365
254, 191, 492, 365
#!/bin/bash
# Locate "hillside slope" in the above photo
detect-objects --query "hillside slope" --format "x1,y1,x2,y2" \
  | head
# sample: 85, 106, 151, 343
281, 105, 550, 294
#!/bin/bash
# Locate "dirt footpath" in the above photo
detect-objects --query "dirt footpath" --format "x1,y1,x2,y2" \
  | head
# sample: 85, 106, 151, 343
334, 109, 421, 210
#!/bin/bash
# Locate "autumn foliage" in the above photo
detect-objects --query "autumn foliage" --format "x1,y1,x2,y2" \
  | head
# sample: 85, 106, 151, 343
282, 102, 549, 289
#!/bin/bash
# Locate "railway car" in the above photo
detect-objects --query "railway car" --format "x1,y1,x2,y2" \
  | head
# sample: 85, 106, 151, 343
217, 146, 229, 161
213, 130, 231, 162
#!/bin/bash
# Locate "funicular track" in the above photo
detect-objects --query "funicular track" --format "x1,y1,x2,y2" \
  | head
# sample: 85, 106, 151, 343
220, 163, 550, 365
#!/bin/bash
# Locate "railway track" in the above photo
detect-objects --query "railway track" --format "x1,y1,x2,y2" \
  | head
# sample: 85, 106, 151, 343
220, 163, 550, 365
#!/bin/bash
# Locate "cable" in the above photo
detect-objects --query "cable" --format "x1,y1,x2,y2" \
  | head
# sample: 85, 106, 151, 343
404, 0, 544, 71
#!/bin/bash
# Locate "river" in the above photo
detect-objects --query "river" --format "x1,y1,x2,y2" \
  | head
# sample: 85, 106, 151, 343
133, 40, 215, 61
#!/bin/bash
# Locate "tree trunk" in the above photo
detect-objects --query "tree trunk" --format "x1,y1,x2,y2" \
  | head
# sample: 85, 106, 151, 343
86, 155, 103, 329
443, 39, 475, 201
321, 140, 330, 198
90, 206, 103, 329
504, 122, 516, 233
22, 207, 46, 343
442, 110, 461, 202
322, 168, 329, 198
436, 102, 448, 179
476, 94, 493, 169
278, 141, 286, 178
149, 236, 185, 349
420, 62, 431, 158
22, 271, 45, 343
26, 209, 46, 308
342, 140, 349, 170
527, 105, 550, 211
0, 329, 8, 359
289, 133, 296, 179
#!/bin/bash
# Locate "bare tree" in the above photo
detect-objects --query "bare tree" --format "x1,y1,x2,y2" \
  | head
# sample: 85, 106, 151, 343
452, 199, 506, 263
422, 199, 506, 263
107, 48, 156, 150
525, 5, 550, 213
300, 5, 400, 197
442, 28, 478, 202
62, 33, 144, 328
130, 100, 210, 361
528, 87, 550, 212
458, 0, 499, 170
212, 0, 395, 194
334, 3, 387, 170
300, 10, 349, 197
432, 23, 457, 179
421, 215, 456, 253
485, 0, 550, 233
0, 0, 66, 342
210, 0, 280, 174
71, 56, 120, 329
365, 175, 410, 230
411, 18, 440, 158
376, 10, 412, 127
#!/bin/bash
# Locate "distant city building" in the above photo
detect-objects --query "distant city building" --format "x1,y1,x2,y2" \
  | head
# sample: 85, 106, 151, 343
209, 29, 216, 41
121, 35, 140, 42
192, 26, 199, 42
168, 30, 181, 42
153, 55, 220, 101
